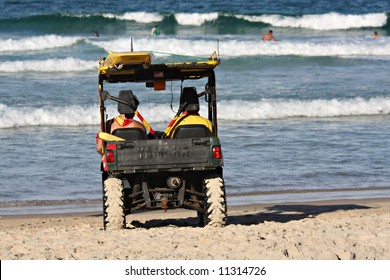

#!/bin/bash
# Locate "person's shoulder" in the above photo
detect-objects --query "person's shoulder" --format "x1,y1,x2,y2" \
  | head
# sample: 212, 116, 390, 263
134, 120, 146, 130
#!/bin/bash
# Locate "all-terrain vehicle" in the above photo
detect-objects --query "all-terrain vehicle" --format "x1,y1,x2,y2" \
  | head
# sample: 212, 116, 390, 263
97, 50, 227, 230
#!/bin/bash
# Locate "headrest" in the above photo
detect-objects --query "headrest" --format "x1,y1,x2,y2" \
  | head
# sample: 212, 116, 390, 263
118, 90, 139, 115
180, 87, 199, 112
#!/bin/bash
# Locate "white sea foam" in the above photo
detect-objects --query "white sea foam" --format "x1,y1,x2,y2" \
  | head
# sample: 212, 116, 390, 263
219, 38, 390, 57
0, 58, 96, 73
90, 36, 390, 58
238, 12, 388, 30
102, 12, 164, 23
0, 104, 99, 128
89, 37, 220, 58
86, 12, 388, 30
0, 35, 82, 53
103, 11, 219, 25
1, 97, 389, 128
175, 12, 219, 26
218, 97, 390, 120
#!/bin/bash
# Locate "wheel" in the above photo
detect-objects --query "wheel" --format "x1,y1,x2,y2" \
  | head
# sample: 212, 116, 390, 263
203, 176, 227, 227
103, 178, 125, 230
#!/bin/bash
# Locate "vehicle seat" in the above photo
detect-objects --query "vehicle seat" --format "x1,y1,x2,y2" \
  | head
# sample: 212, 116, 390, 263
112, 128, 147, 140
172, 124, 211, 139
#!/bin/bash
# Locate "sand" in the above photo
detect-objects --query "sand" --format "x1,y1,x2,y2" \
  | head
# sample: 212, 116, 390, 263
1, 198, 389, 260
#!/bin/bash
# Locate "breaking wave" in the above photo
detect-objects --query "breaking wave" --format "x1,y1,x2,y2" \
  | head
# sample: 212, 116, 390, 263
237, 12, 388, 30
0, 35, 83, 53
1, 97, 390, 128
87, 11, 389, 30
0, 57, 96, 72
0, 12, 388, 35
88, 36, 390, 58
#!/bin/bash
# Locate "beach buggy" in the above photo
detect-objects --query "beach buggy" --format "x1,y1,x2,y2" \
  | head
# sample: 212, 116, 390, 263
97, 50, 227, 230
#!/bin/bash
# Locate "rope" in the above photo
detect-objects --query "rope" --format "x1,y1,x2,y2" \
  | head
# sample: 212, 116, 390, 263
150, 50, 210, 61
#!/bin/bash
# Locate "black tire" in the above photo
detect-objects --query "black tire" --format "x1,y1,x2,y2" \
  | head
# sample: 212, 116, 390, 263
103, 178, 125, 230
203, 176, 227, 227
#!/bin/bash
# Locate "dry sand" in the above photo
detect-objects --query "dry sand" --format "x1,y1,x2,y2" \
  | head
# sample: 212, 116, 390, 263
1, 198, 389, 260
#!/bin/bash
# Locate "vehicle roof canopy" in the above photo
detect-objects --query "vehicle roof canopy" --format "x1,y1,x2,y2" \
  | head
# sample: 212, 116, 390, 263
98, 51, 220, 84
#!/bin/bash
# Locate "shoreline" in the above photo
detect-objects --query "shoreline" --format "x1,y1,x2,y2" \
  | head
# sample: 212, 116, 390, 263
1, 186, 390, 216
1, 196, 389, 220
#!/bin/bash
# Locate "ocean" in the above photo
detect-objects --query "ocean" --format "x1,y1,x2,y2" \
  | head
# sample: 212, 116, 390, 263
1, 0, 390, 215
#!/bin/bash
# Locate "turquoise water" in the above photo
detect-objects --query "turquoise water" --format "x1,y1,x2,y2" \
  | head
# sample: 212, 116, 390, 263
1, 0, 390, 214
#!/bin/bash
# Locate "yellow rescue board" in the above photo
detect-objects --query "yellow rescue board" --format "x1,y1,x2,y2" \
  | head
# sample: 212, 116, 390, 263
165, 51, 220, 69
99, 51, 153, 72
98, 50, 220, 78
98, 132, 125, 142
